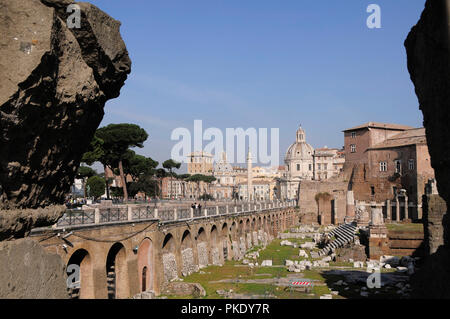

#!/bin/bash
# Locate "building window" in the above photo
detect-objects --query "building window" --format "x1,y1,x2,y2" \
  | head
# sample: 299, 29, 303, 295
351, 132, 356, 138
371, 186, 375, 196
317, 164, 321, 170
297, 164, 300, 171
395, 160, 401, 174
324, 163, 328, 170
350, 144, 356, 153
393, 186, 397, 195
380, 161, 387, 172
408, 159, 415, 170
309, 164, 312, 171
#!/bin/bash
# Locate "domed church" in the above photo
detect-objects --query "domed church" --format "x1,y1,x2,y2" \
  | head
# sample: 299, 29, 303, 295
278, 126, 314, 200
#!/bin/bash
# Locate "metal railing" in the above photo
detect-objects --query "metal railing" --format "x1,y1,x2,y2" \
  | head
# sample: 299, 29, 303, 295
132, 206, 154, 220
57, 209, 95, 226
54, 200, 295, 228
99, 207, 128, 223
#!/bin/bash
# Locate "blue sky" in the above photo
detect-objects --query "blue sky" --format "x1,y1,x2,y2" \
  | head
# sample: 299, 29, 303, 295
88, 0, 426, 171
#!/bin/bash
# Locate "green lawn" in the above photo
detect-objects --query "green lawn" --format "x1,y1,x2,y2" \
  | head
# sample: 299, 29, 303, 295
386, 223, 424, 232
161, 236, 408, 299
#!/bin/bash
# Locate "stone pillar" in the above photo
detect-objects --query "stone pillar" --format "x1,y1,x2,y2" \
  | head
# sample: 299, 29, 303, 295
94, 208, 100, 224
226, 205, 229, 214
216, 206, 219, 215
386, 200, 391, 221
234, 206, 237, 213
405, 196, 409, 220
154, 208, 158, 219
190, 207, 194, 218
396, 198, 400, 221
371, 206, 384, 226
346, 190, 355, 219
127, 205, 133, 221
332, 199, 337, 224
174, 208, 178, 221
247, 149, 253, 201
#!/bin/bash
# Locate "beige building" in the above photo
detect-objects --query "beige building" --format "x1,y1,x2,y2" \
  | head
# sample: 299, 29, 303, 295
278, 126, 346, 200
238, 180, 271, 201
313, 147, 345, 180
187, 151, 213, 175
211, 152, 236, 199
278, 126, 314, 200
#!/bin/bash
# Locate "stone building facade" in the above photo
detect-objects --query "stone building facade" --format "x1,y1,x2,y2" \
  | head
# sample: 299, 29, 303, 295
343, 122, 413, 164
345, 125, 435, 220
278, 126, 345, 200
313, 148, 345, 180
187, 151, 213, 175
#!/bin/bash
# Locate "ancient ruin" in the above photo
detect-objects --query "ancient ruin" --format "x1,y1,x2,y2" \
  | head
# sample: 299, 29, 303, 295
405, 0, 450, 298
0, 0, 131, 297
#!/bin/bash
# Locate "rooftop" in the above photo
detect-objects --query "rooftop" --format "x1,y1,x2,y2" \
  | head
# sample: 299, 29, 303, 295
368, 127, 427, 150
343, 122, 414, 132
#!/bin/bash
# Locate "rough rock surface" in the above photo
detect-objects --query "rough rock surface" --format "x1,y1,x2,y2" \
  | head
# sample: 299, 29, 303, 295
162, 282, 206, 298
197, 242, 208, 267
0, 238, 68, 298
162, 253, 178, 283
0, 0, 131, 214
0, 0, 130, 298
181, 248, 197, 276
0, 205, 65, 240
405, 0, 450, 298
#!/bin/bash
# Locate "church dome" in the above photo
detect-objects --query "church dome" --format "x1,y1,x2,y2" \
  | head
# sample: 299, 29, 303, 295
285, 126, 314, 161
214, 152, 233, 173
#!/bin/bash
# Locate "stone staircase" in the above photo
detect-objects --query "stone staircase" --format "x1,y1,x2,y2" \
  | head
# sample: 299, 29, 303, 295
318, 222, 358, 256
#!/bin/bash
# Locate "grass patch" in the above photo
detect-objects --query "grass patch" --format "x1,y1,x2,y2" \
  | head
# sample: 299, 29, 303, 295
257, 239, 300, 265
386, 223, 423, 232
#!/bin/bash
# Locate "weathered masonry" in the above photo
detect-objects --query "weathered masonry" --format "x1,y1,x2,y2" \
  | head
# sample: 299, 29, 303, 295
30, 201, 296, 299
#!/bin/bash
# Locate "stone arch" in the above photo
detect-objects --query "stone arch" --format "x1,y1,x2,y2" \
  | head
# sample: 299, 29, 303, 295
229, 221, 239, 260
161, 233, 178, 282
196, 227, 209, 268
251, 217, 258, 245
230, 221, 237, 240
137, 238, 154, 293
180, 230, 196, 276
245, 219, 252, 248
237, 219, 246, 257
67, 248, 94, 299
106, 242, 129, 299
238, 220, 244, 236
210, 225, 221, 265
221, 222, 230, 261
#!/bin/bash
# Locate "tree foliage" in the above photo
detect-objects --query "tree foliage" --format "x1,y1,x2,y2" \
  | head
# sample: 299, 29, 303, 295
76, 166, 97, 179
86, 175, 106, 199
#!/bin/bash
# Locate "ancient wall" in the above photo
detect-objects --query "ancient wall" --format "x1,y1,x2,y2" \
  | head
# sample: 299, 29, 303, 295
197, 242, 208, 268
405, 0, 450, 298
28, 208, 295, 298
298, 178, 347, 224
181, 248, 196, 276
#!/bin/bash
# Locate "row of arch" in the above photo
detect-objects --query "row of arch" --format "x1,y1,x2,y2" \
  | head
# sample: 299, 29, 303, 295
65, 210, 295, 298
